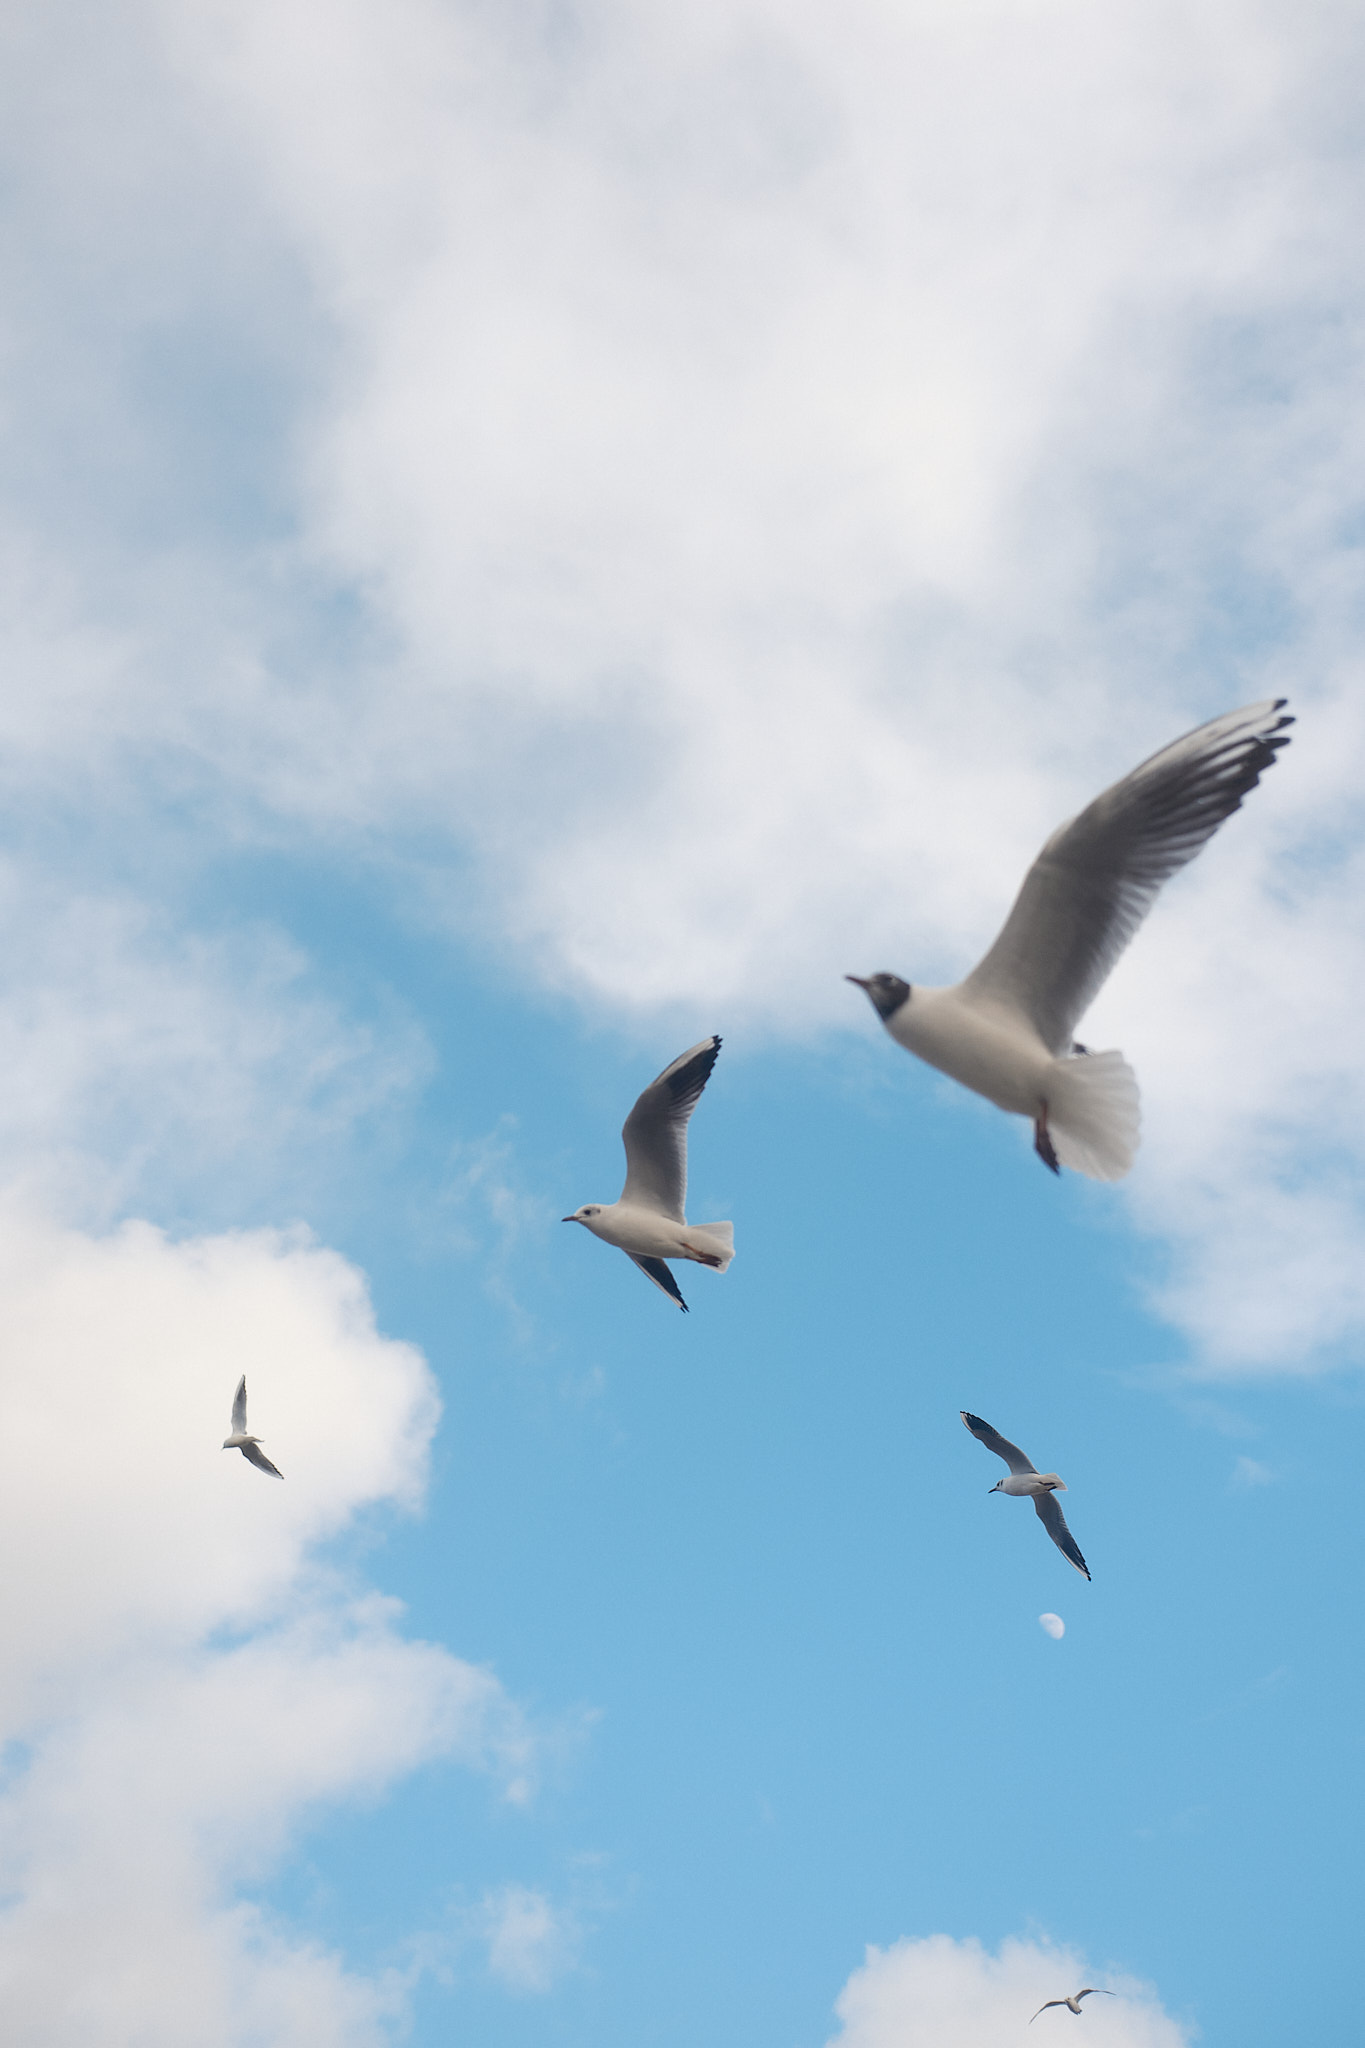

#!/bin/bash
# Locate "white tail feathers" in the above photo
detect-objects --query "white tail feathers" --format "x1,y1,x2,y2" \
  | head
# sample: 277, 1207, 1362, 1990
683, 1222, 735, 1270
1046, 1051, 1141, 1181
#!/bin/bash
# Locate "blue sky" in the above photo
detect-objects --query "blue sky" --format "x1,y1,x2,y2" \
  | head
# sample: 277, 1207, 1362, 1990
0, 2, 1362, 2044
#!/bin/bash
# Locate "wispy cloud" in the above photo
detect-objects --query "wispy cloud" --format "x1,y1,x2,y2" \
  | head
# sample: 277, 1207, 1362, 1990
0, 862, 430, 1228
479, 1882, 580, 1993
432, 1118, 560, 1337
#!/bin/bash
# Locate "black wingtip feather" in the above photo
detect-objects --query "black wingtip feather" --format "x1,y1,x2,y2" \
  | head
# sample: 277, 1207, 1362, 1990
627, 1251, 691, 1311
665, 1035, 722, 1105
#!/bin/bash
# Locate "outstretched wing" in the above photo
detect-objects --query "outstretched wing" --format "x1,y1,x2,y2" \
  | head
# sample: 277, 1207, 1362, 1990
960, 1410, 1037, 1475
1029, 2003, 1067, 2023
962, 700, 1293, 1052
620, 1036, 721, 1219
626, 1252, 689, 1312
241, 1441, 284, 1480
1075, 1990, 1115, 2004
230, 1376, 248, 1435
1035, 1491, 1090, 1579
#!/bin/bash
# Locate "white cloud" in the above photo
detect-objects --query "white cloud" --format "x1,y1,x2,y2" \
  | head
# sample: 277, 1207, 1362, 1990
3, 0, 1365, 1367
478, 1882, 579, 1993
828, 1933, 1191, 2048
0, 1196, 537, 2045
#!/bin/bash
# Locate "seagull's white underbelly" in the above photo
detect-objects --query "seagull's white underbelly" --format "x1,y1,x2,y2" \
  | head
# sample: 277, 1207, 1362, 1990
888, 987, 1053, 1116
584, 1204, 692, 1258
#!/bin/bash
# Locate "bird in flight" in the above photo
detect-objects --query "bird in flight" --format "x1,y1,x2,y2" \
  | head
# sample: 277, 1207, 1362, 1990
222, 1376, 284, 1478
848, 698, 1292, 1178
563, 1036, 734, 1311
961, 1410, 1089, 1579
1030, 1988, 1116, 2022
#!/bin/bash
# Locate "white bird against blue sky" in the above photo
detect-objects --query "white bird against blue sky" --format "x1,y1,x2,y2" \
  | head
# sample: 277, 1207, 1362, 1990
1031, 1987, 1117, 2022
849, 700, 1293, 1179
563, 1036, 734, 1311
222, 1375, 284, 1479
961, 1410, 1090, 1579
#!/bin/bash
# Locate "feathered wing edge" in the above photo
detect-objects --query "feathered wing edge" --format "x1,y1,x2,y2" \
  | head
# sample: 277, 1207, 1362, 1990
963, 699, 1293, 1051
619, 1036, 722, 1216
241, 1440, 284, 1480
626, 1252, 689, 1311
960, 1410, 1037, 1475
1035, 1490, 1089, 1578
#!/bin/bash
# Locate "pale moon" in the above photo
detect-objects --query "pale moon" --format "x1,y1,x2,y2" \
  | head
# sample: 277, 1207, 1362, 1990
1038, 1613, 1065, 1640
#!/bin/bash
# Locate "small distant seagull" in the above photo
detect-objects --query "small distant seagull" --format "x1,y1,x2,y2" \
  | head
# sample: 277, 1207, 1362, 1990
223, 1376, 283, 1478
961, 1410, 1089, 1579
848, 699, 1292, 1178
563, 1036, 734, 1311
1030, 1989, 1116, 2023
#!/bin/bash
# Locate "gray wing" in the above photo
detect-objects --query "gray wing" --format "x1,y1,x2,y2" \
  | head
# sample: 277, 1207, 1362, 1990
960, 1410, 1037, 1475
1035, 1491, 1090, 1579
962, 700, 1293, 1053
619, 1036, 721, 1219
240, 1441, 284, 1479
626, 1252, 690, 1312
1075, 1991, 1114, 2003
1030, 2003, 1067, 2023
230, 1376, 248, 1435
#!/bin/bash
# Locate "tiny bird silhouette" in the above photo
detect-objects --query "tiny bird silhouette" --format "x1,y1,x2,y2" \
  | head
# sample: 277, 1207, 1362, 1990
222, 1376, 283, 1478
1031, 1989, 1115, 2022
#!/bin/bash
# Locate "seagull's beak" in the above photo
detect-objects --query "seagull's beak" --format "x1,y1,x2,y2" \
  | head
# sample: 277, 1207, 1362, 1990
561, 1215, 577, 1224
845, 975, 870, 988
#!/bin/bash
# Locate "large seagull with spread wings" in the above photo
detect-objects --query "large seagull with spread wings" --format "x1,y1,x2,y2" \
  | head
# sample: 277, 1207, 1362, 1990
849, 699, 1292, 1178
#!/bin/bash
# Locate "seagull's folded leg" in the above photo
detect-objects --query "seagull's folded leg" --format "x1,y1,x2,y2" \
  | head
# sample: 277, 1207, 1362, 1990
676, 1221, 735, 1270
1033, 1107, 1061, 1175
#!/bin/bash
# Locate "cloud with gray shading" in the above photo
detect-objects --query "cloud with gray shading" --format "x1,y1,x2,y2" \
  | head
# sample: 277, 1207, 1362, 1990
2, 0, 1363, 1374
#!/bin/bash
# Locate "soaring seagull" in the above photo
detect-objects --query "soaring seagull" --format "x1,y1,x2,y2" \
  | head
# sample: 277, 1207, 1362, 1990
961, 1410, 1089, 1579
222, 1376, 284, 1479
1030, 1989, 1116, 2023
849, 699, 1292, 1178
563, 1036, 734, 1311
